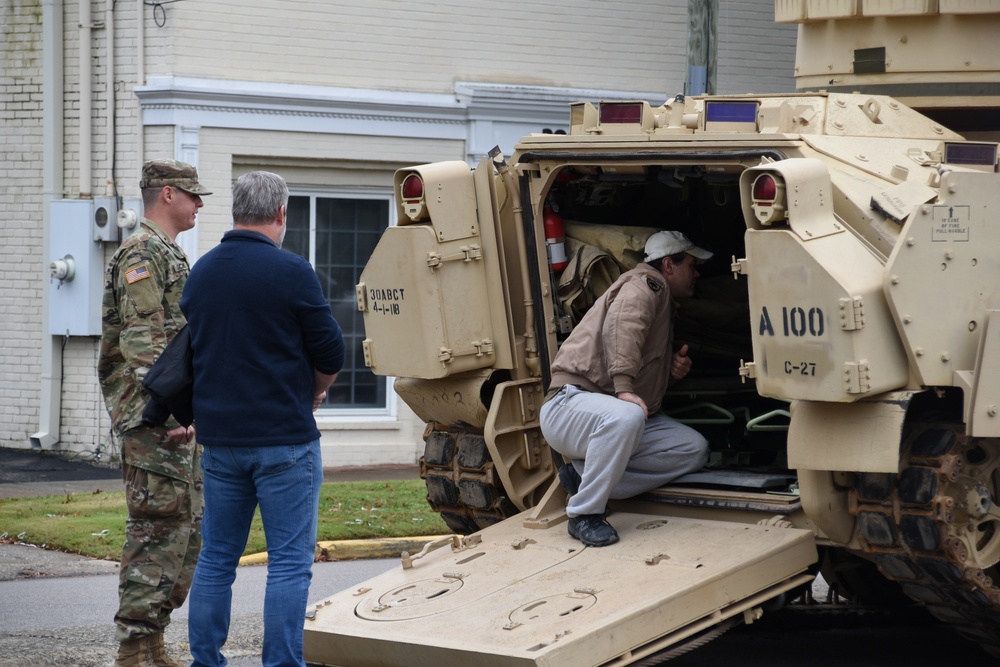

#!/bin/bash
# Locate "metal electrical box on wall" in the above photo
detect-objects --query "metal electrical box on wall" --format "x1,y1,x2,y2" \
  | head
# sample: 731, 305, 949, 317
48, 199, 108, 336
117, 197, 143, 240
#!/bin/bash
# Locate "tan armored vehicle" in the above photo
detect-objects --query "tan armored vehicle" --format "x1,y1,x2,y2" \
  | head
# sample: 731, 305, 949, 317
305, 4, 1000, 665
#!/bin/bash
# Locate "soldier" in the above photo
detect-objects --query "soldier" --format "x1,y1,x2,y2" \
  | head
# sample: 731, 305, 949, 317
98, 159, 211, 667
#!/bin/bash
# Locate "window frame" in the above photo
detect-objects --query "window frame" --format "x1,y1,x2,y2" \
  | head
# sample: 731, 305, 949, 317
287, 185, 397, 421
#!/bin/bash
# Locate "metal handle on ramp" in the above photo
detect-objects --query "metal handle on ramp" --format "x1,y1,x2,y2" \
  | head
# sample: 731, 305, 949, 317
401, 534, 483, 569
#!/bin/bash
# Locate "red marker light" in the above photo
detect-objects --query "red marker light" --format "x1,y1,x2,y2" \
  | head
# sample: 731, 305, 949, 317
401, 174, 424, 200
600, 103, 643, 124
748, 171, 786, 225
752, 174, 777, 205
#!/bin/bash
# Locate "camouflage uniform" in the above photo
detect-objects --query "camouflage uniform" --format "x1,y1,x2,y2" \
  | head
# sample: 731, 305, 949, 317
98, 160, 210, 644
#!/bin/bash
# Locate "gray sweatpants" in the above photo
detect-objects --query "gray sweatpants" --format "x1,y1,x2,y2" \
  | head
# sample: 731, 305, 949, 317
540, 385, 709, 517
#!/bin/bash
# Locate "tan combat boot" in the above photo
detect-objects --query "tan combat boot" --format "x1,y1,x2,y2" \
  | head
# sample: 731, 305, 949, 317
145, 633, 186, 667
112, 637, 156, 667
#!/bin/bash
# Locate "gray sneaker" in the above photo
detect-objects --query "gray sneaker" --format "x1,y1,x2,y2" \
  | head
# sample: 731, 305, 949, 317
568, 514, 619, 547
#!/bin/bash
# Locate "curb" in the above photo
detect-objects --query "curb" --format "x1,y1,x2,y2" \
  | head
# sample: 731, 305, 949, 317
238, 535, 451, 566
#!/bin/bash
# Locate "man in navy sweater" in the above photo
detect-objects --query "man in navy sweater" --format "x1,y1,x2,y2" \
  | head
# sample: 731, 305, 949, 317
180, 171, 345, 667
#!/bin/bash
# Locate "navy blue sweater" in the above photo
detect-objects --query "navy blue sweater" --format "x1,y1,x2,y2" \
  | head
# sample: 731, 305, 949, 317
180, 230, 345, 447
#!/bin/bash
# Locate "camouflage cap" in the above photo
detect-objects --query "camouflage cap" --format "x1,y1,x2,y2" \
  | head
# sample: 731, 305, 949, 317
139, 159, 212, 196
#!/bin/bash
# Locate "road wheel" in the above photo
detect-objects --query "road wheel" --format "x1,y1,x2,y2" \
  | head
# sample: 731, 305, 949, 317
850, 424, 1000, 658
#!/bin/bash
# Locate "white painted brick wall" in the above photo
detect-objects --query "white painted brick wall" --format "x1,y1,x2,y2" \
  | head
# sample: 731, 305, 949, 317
59, 339, 111, 462
143, 125, 174, 159
112, 4, 143, 199
165, 0, 692, 97
1, 0, 45, 451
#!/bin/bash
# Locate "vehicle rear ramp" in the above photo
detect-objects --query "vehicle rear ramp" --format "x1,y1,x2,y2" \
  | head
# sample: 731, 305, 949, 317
303, 509, 817, 667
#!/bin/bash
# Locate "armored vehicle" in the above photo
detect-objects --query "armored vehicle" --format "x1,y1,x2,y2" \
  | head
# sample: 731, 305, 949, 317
305, 4, 1000, 665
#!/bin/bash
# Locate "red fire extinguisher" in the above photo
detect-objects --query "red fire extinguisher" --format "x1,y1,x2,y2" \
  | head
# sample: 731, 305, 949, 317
543, 206, 568, 272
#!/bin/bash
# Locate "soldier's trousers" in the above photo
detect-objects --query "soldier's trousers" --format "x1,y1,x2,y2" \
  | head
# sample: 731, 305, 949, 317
116, 428, 203, 642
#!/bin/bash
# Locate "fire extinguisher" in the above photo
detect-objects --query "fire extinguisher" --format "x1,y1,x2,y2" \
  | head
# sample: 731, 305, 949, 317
543, 206, 568, 272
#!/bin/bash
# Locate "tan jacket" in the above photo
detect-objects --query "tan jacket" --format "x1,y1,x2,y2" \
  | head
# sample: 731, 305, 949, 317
549, 265, 676, 414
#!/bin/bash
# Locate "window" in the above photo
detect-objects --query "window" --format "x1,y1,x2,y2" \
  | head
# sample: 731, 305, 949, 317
284, 191, 393, 415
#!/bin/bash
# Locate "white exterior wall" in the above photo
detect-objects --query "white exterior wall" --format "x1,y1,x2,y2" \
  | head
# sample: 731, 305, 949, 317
717, 0, 797, 94
1, 1, 46, 453
62, 339, 115, 461
2, 0, 795, 467
167, 1, 691, 97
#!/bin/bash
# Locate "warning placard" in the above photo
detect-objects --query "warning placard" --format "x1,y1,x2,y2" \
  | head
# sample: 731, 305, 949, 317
931, 205, 970, 242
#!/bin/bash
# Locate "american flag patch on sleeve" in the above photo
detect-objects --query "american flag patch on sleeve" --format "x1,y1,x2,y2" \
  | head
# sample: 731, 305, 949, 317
125, 264, 151, 284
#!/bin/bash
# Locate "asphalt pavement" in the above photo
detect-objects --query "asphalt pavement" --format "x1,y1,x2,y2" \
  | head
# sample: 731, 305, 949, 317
0, 544, 397, 667
0, 446, 123, 500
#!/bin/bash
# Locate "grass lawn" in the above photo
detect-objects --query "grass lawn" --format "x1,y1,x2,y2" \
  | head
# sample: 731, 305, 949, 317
0, 479, 449, 561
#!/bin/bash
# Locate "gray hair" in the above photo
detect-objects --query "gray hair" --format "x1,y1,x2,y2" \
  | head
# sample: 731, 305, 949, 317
232, 171, 288, 226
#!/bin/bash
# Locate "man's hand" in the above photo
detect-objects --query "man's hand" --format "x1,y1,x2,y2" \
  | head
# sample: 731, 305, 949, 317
313, 370, 338, 411
616, 391, 649, 420
166, 425, 195, 444
671, 344, 693, 381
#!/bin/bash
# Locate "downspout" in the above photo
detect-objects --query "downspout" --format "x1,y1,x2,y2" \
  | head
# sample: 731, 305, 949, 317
105, 0, 115, 196
32, 0, 65, 449
136, 0, 144, 166
80, 0, 93, 198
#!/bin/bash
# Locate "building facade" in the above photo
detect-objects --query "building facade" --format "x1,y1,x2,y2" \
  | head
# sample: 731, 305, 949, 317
0, 0, 795, 467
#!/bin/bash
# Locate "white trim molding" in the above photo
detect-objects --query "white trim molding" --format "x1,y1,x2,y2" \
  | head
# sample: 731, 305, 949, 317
174, 125, 202, 262
136, 77, 665, 164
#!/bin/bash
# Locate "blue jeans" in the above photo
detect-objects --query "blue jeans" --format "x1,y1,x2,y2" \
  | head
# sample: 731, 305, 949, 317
188, 440, 322, 667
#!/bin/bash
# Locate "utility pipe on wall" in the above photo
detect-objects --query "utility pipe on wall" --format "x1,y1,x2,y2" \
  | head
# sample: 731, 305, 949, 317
33, 0, 65, 449
80, 0, 92, 198
106, 0, 115, 195
136, 0, 144, 171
